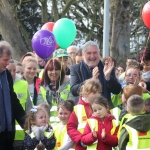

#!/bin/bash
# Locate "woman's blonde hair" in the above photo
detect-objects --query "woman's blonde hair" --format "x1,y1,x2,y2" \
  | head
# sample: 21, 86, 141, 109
80, 78, 102, 96
22, 56, 38, 68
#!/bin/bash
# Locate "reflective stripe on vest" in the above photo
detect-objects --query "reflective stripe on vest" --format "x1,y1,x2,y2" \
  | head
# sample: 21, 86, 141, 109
25, 130, 54, 139
87, 119, 98, 150
14, 80, 28, 141
50, 84, 71, 129
40, 86, 46, 101
54, 123, 68, 148
74, 105, 88, 133
110, 107, 121, 124
123, 124, 150, 150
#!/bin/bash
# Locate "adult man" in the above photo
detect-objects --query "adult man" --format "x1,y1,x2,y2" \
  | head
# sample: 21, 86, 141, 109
67, 45, 77, 64
0, 41, 25, 150
70, 41, 121, 108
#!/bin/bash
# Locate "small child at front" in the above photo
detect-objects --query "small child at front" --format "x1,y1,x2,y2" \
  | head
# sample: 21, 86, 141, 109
67, 78, 102, 150
118, 95, 150, 150
54, 100, 74, 150
81, 95, 119, 150
23, 106, 56, 150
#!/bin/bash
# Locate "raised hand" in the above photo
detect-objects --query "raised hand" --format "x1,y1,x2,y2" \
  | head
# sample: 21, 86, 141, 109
92, 127, 97, 138
103, 57, 114, 79
92, 66, 99, 79
101, 128, 106, 139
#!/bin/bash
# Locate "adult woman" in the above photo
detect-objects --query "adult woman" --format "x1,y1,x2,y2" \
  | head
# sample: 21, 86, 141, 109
41, 58, 74, 128
22, 56, 47, 105
139, 49, 150, 91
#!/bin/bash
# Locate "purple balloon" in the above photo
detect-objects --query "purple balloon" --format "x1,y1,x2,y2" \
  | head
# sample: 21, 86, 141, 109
32, 30, 56, 59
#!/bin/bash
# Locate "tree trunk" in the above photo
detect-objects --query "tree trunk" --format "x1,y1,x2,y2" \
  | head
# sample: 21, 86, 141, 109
110, 0, 130, 67
0, 0, 28, 61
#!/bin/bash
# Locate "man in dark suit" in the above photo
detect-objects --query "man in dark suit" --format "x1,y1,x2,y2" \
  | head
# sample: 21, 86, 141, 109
0, 41, 25, 150
70, 41, 121, 108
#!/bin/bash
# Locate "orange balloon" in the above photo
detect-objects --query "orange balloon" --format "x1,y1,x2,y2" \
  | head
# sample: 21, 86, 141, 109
41, 22, 55, 31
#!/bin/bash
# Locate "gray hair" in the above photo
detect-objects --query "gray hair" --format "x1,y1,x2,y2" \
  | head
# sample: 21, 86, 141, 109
0, 41, 12, 57
82, 41, 100, 52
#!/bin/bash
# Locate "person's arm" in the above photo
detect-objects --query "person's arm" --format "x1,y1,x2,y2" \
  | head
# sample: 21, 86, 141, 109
118, 127, 129, 150
106, 71, 121, 94
25, 91, 33, 112
70, 65, 84, 96
81, 123, 97, 145
59, 136, 74, 150
23, 132, 39, 149
101, 125, 119, 147
67, 111, 83, 144
41, 131, 56, 149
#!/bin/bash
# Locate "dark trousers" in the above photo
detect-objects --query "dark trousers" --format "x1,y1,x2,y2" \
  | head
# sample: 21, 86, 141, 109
0, 131, 14, 150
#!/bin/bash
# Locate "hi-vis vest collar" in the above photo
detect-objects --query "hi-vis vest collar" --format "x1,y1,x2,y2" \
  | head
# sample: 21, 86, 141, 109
123, 124, 150, 150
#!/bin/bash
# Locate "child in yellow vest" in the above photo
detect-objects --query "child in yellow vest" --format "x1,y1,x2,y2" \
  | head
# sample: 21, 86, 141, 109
23, 106, 56, 150
118, 95, 150, 150
67, 78, 102, 150
54, 100, 74, 150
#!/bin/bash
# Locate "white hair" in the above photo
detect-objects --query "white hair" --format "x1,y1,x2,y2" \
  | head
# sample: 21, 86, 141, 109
82, 41, 100, 52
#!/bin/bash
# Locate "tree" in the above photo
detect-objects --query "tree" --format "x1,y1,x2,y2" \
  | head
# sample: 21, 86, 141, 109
0, 0, 28, 60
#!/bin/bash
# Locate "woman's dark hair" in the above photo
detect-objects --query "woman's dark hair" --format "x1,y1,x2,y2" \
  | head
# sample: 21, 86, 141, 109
139, 48, 150, 63
57, 100, 74, 112
92, 95, 109, 109
41, 58, 65, 85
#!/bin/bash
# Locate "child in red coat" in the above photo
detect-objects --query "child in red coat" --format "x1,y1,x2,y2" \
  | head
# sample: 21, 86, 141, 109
81, 95, 119, 150
67, 78, 102, 150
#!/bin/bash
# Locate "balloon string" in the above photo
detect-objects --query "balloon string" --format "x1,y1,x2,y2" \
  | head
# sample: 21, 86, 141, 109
44, 59, 46, 87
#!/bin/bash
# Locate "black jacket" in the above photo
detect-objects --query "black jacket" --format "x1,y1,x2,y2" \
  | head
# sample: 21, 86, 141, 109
0, 70, 26, 145
70, 61, 121, 108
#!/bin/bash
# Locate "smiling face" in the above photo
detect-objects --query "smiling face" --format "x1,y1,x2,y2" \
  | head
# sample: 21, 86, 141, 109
82, 45, 100, 68
34, 110, 47, 127
55, 56, 68, 70
58, 107, 72, 125
6, 63, 16, 80
124, 68, 139, 84
92, 103, 108, 119
141, 60, 150, 73
47, 68, 60, 83
24, 61, 37, 80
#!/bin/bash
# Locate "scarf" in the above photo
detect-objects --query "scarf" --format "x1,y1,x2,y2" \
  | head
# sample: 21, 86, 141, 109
0, 70, 12, 131
80, 61, 108, 99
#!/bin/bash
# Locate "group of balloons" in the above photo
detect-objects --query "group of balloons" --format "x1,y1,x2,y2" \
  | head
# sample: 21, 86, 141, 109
32, 18, 76, 59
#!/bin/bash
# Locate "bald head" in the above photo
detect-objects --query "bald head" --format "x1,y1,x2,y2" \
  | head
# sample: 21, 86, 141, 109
67, 46, 77, 57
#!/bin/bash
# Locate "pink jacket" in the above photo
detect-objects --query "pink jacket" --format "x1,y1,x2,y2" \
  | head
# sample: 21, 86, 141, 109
81, 114, 119, 150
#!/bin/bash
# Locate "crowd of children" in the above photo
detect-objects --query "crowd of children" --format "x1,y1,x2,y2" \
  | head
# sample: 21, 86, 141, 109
3, 42, 150, 150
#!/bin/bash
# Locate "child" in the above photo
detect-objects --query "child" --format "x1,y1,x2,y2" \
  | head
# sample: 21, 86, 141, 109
81, 95, 118, 150
24, 106, 56, 150
6, 59, 32, 150
67, 78, 102, 150
145, 98, 150, 115
54, 100, 74, 150
118, 95, 150, 150
16, 62, 24, 77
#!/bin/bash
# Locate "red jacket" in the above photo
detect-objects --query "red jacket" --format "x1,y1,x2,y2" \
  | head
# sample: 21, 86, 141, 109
67, 97, 93, 150
81, 114, 119, 150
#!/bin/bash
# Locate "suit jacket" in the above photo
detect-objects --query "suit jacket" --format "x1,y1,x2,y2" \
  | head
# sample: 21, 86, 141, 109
0, 69, 26, 144
70, 60, 121, 108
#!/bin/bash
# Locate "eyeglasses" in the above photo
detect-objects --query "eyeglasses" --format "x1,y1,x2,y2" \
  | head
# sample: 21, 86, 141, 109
125, 74, 138, 78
